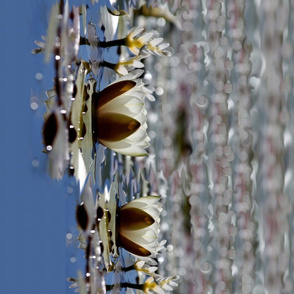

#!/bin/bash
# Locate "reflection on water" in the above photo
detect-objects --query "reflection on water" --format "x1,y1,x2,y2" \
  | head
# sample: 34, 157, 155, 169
32, 0, 294, 293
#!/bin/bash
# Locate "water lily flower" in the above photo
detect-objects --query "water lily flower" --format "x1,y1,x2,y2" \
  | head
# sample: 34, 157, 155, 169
146, 38, 171, 56
93, 70, 153, 156
125, 27, 171, 56
125, 27, 153, 55
117, 196, 163, 259
143, 276, 179, 294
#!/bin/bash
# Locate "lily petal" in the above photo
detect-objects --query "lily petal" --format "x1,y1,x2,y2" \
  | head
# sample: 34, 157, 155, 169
98, 113, 140, 142
120, 207, 155, 230
98, 140, 148, 156
97, 80, 136, 109
119, 234, 151, 257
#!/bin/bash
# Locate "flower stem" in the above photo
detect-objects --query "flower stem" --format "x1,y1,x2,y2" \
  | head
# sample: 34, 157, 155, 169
80, 36, 126, 48
99, 60, 115, 70
99, 39, 126, 48
106, 282, 143, 291
80, 36, 90, 46
121, 265, 136, 272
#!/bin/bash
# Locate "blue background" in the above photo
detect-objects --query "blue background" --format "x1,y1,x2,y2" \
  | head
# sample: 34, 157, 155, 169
1, 1, 78, 293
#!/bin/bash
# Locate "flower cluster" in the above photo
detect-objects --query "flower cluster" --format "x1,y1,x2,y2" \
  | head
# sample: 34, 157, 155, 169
34, 1, 178, 293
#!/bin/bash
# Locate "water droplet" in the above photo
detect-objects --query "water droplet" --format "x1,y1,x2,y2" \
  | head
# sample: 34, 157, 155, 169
30, 102, 38, 110
228, 248, 236, 259
46, 145, 53, 151
157, 255, 164, 264
157, 17, 166, 27
35, 73, 43, 80
229, 225, 237, 236
31, 159, 39, 168
196, 96, 209, 109
224, 82, 232, 93
67, 186, 73, 194
155, 87, 164, 96
201, 261, 212, 274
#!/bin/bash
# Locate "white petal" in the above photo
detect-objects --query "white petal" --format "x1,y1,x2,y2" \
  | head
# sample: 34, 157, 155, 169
126, 89, 145, 100
129, 46, 140, 55
115, 65, 129, 76
154, 286, 165, 294
143, 207, 162, 221
125, 196, 161, 207
100, 96, 144, 115
136, 260, 145, 268
162, 284, 173, 291
113, 69, 144, 82
150, 37, 163, 46
139, 32, 153, 43
122, 229, 158, 245
158, 43, 170, 50
148, 266, 158, 273
129, 26, 144, 38
132, 59, 145, 68
126, 127, 148, 144
100, 140, 147, 156
146, 93, 155, 101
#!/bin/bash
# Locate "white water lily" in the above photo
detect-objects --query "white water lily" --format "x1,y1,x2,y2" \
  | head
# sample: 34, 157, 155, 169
117, 196, 163, 259
94, 70, 153, 156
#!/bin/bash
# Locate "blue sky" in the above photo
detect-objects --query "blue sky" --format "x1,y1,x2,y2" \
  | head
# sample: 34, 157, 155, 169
1, 1, 82, 293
